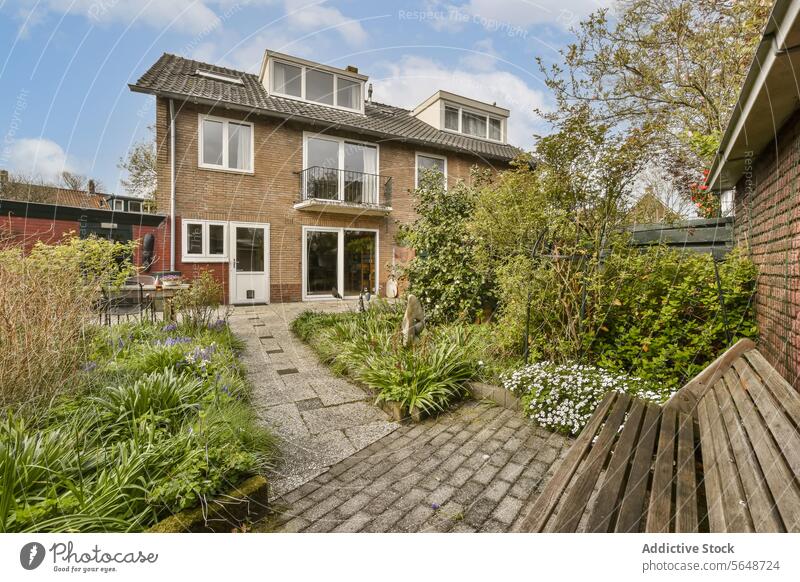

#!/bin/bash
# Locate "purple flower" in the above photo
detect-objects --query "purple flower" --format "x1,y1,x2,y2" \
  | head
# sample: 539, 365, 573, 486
81, 361, 97, 373
162, 322, 178, 332
431, 503, 440, 510
209, 319, 226, 331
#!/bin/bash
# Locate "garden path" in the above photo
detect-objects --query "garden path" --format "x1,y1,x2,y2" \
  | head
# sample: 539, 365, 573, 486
229, 302, 400, 499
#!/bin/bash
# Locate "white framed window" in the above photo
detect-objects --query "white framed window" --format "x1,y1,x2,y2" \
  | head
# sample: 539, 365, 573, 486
198, 114, 254, 173
182, 220, 228, 262
111, 199, 124, 212
128, 200, 143, 213
303, 132, 380, 203
415, 152, 447, 188
269, 59, 364, 113
441, 102, 504, 143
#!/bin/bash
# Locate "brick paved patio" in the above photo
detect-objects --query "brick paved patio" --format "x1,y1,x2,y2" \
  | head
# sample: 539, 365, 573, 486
261, 401, 572, 532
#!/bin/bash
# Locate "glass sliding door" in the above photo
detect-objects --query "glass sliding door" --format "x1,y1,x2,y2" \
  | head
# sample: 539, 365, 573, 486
306, 230, 339, 296
304, 228, 378, 299
344, 231, 376, 296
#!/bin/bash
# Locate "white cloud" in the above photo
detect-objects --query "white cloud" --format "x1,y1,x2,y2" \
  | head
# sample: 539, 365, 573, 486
372, 55, 549, 148
283, 0, 368, 45
6, 137, 76, 180
15, 0, 222, 35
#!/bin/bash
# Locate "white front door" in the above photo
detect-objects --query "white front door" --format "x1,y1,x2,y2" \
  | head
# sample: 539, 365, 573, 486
229, 222, 269, 304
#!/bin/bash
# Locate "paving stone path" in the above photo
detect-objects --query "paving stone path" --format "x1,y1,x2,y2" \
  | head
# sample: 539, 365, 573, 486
229, 303, 400, 498
264, 401, 572, 532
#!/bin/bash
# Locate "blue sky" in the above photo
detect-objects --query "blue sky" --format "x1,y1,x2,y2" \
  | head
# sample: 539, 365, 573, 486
0, 0, 612, 193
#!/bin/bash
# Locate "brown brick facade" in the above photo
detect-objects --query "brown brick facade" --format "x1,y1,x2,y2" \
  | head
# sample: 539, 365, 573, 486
154, 97, 507, 303
734, 109, 800, 389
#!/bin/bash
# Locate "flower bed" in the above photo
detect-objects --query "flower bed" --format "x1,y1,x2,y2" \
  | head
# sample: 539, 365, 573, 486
502, 361, 668, 436
0, 320, 275, 533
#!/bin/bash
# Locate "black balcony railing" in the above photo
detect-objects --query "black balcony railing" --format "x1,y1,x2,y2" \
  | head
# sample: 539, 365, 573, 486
299, 166, 392, 206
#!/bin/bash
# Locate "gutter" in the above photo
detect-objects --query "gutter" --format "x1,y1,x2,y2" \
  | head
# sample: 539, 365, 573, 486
129, 84, 520, 164
169, 99, 176, 271
708, 0, 800, 190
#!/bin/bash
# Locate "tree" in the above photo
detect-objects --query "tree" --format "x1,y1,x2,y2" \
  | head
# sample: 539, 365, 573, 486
60, 171, 97, 191
118, 125, 156, 201
540, 0, 771, 200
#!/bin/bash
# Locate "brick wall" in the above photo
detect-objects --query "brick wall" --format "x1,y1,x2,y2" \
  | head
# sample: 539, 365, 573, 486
155, 97, 508, 303
734, 109, 800, 390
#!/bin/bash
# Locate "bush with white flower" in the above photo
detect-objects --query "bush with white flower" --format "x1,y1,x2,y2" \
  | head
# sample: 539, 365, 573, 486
502, 361, 667, 436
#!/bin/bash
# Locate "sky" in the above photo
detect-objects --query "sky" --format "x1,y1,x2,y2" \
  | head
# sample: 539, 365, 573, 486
0, 0, 614, 193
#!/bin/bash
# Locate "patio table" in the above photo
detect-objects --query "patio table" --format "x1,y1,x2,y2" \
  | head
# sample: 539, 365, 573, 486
115, 283, 190, 321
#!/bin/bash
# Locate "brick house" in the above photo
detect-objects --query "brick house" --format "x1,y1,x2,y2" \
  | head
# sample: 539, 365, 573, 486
709, 0, 800, 388
130, 51, 518, 304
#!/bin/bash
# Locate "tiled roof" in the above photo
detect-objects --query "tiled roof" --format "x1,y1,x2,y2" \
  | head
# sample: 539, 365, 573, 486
131, 53, 521, 162
0, 182, 109, 209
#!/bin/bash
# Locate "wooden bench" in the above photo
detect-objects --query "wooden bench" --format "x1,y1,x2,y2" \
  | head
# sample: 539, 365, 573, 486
520, 339, 800, 532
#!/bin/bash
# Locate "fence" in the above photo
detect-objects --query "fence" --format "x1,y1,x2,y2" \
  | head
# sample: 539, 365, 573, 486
628, 216, 733, 258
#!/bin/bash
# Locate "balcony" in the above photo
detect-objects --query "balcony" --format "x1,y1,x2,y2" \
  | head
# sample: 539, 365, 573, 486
294, 166, 392, 216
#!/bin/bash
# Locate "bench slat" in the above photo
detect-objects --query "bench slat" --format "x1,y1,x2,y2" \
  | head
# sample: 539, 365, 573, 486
551, 393, 632, 532
705, 382, 754, 531
586, 398, 646, 532
715, 374, 783, 532
745, 350, 800, 425
697, 391, 743, 531
646, 406, 677, 532
730, 360, 800, 531
616, 402, 662, 532
742, 353, 800, 480
520, 391, 619, 531
675, 412, 699, 532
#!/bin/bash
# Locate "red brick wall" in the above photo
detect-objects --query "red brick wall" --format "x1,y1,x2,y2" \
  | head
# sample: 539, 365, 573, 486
734, 110, 800, 390
154, 98, 509, 304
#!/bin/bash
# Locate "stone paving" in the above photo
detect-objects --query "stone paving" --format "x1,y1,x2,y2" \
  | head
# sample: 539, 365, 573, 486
229, 302, 400, 498
263, 401, 572, 532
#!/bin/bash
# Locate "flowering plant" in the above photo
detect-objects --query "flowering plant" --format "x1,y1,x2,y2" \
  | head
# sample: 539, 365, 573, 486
689, 169, 718, 218
502, 361, 664, 436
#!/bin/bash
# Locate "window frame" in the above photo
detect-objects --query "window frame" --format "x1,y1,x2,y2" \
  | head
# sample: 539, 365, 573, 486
414, 152, 448, 189
111, 199, 125, 212
127, 200, 143, 213
439, 101, 505, 143
181, 219, 229, 263
269, 58, 364, 114
197, 114, 255, 174
302, 131, 381, 201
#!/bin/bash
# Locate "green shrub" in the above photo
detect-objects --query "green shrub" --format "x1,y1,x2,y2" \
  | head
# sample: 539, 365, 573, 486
0, 236, 137, 409
591, 246, 757, 388
173, 271, 224, 330
400, 170, 492, 324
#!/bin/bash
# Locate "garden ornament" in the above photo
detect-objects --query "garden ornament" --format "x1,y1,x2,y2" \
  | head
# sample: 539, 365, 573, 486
402, 294, 425, 347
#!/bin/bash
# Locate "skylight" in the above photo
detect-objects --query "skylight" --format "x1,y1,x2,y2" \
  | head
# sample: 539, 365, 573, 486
196, 69, 244, 85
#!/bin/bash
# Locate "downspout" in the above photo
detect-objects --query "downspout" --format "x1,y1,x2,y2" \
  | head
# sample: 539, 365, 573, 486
169, 99, 176, 272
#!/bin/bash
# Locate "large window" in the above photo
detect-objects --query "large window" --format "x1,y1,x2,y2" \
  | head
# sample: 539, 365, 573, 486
441, 103, 504, 142
304, 134, 379, 203
182, 220, 228, 262
199, 115, 253, 172
304, 227, 378, 299
270, 59, 363, 112
415, 152, 447, 188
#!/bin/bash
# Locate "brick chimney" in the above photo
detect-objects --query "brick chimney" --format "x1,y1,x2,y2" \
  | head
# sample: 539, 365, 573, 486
87, 179, 96, 195
0, 169, 8, 190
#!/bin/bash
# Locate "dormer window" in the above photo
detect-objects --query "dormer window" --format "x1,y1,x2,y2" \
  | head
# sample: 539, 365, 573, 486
412, 90, 509, 144
446, 104, 505, 142
267, 55, 365, 113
